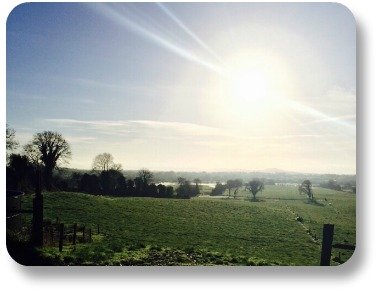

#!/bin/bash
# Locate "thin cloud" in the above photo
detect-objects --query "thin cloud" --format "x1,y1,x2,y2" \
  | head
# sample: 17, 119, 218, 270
65, 136, 97, 143
45, 119, 223, 137
45, 118, 326, 142
305, 114, 356, 125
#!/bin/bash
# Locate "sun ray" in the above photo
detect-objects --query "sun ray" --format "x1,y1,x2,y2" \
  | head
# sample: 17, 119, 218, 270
156, 2, 224, 64
91, 3, 224, 74
287, 100, 355, 130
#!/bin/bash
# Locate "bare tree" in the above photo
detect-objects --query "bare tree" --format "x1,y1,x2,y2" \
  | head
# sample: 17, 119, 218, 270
177, 177, 187, 185
6, 124, 19, 151
137, 169, 154, 185
92, 153, 122, 172
246, 179, 264, 201
299, 180, 314, 201
24, 131, 71, 190
23, 143, 42, 166
226, 179, 243, 198
193, 178, 201, 186
6, 124, 19, 164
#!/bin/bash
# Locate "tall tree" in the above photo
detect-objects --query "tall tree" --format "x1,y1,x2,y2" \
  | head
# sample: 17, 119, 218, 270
92, 153, 122, 171
24, 131, 71, 190
246, 179, 264, 201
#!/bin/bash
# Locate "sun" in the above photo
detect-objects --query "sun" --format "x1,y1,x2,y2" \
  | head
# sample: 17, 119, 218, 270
201, 49, 297, 128
228, 68, 269, 103
218, 50, 296, 116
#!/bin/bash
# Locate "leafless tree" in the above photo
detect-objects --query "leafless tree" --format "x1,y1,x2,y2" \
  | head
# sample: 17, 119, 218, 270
6, 124, 19, 151
226, 179, 243, 198
92, 153, 122, 172
137, 169, 154, 185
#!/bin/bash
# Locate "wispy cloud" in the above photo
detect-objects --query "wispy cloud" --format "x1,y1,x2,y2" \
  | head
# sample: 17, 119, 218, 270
305, 114, 356, 125
45, 118, 328, 142
64, 136, 97, 143
44, 118, 223, 139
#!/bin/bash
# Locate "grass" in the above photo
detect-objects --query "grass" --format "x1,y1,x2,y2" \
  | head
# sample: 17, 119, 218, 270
16, 185, 355, 266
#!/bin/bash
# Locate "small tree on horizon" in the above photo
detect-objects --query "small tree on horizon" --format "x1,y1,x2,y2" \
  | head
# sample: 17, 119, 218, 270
226, 179, 243, 198
246, 179, 264, 201
137, 169, 154, 185
211, 182, 226, 196
299, 180, 314, 201
193, 178, 201, 195
176, 177, 197, 199
92, 153, 122, 172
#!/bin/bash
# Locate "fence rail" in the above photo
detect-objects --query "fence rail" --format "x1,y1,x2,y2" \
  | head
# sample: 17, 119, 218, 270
42, 219, 100, 252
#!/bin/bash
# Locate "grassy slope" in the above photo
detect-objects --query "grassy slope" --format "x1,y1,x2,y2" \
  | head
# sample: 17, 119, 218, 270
20, 185, 355, 265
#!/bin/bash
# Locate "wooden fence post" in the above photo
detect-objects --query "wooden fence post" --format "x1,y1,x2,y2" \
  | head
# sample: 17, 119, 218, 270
73, 223, 77, 245
59, 223, 64, 252
320, 224, 334, 266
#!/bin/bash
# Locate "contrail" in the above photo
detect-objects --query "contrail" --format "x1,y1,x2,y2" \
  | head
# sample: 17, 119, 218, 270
91, 3, 224, 74
156, 2, 224, 64
287, 100, 355, 130
305, 114, 356, 125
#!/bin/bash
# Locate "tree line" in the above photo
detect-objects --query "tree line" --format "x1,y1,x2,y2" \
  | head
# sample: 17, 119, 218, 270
6, 126, 353, 200
6, 127, 202, 199
211, 178, 267, 201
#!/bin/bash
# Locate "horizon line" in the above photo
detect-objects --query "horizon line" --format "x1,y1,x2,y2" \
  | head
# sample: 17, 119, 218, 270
61, 166, 356, 176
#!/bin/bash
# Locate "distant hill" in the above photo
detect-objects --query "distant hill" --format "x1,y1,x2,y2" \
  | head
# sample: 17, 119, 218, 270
57, 168, 356, 186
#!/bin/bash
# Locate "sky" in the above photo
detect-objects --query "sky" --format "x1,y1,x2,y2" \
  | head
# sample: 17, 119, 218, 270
6, 2, 356, 174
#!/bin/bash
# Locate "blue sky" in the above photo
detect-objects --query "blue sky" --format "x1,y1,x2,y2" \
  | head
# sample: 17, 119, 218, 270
6, 2, 356, 173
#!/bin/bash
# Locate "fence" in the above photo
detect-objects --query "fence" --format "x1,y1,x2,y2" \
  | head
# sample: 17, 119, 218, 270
42, 218, 100, 252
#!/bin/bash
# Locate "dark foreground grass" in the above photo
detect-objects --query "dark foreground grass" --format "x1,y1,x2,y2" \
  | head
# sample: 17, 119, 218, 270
16, 186, 355, 266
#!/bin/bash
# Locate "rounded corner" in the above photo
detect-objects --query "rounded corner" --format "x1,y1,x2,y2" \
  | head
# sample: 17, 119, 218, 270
6, 240, 30, 267
6, 2, 31, 28
331, 2, 356, 27
334, 245, 357, 268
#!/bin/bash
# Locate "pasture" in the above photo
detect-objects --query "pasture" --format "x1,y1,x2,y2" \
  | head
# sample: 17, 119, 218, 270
18, 185, 355, 265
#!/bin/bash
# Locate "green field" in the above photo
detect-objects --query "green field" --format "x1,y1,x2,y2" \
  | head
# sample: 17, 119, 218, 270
16, 185, 355, 266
